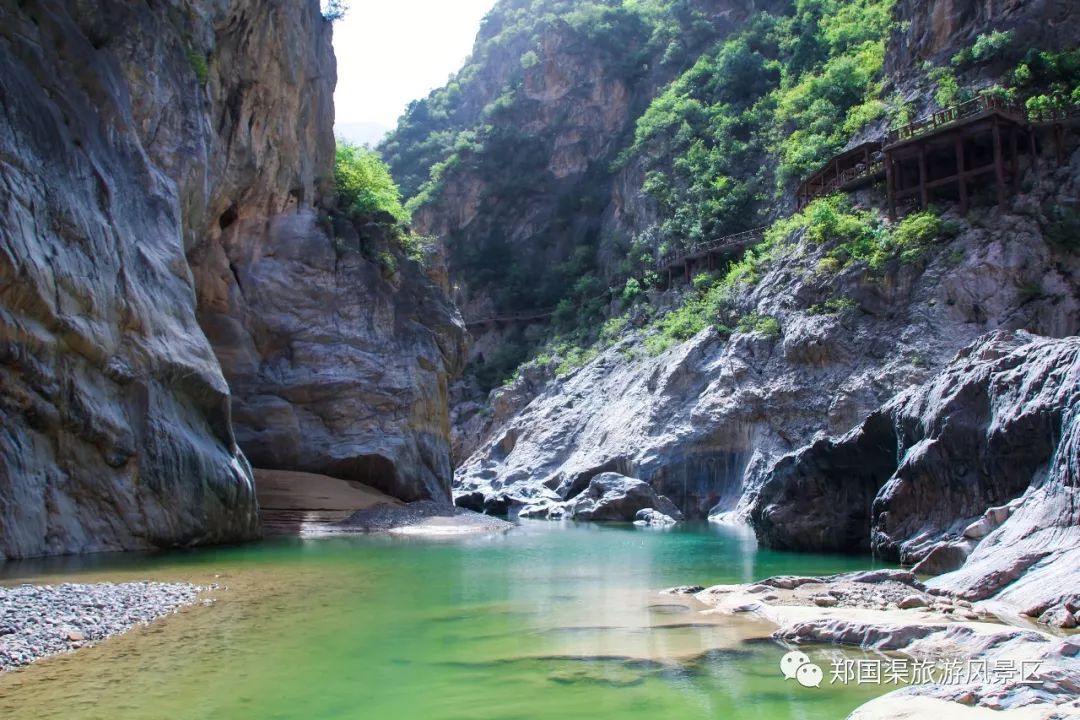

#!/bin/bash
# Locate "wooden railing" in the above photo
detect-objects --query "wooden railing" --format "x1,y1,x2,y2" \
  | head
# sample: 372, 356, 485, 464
886, 95, 1025, 145
1028, 104, 1080, 123
465, 306, 558, 326
654, 226, 767, 271
464, 227, 768, 328
807, 159, 884, 202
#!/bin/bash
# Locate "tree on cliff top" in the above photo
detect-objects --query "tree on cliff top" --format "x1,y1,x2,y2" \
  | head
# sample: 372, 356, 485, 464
334, 141, 408, 223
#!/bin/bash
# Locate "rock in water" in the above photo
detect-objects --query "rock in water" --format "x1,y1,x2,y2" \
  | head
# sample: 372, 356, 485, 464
565, 473, 683, 522
1038, 607, 1078, 630
633, 509, 678, 526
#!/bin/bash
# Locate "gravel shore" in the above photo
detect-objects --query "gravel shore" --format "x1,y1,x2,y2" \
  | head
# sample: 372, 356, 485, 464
0, 582, 206, 671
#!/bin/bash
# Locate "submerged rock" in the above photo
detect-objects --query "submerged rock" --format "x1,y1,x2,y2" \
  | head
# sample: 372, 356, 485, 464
564, 474, 683, 522
518, 502, 567, 520
661, 586, 705, 595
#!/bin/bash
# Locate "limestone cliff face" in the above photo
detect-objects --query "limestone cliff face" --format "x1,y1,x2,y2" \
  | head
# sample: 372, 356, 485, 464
454, 177, 1080, 519
390, 0, 760, 329
191, 213, 467, 503
410, 21, 641, 322
888, 0, 1077, 72
750, 330, 1080, 615
0, 0, 465, 560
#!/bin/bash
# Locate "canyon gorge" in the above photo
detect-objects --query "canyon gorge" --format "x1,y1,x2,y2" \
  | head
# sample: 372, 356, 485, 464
1, 0, 1078, 718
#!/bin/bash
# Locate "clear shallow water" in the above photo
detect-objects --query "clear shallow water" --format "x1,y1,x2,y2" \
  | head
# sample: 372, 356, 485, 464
1, 521, 899, 719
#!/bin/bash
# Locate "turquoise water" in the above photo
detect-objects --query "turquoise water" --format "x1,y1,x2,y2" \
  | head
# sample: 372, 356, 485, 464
0, 521, 899, 719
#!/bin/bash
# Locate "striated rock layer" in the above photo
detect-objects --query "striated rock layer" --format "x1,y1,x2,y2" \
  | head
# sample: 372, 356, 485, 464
192, 213, 467, 502
0, 0, 465, 559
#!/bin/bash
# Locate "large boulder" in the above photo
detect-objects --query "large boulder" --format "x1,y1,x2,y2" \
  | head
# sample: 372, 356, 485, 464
634, 509, 678, 526
565, 473, 683, 522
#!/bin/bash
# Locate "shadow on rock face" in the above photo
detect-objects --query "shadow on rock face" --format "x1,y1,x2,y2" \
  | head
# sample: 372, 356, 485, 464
750, 411, 899, 553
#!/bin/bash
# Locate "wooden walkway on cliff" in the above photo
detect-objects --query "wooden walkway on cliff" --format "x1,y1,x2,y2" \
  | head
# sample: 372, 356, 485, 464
797, 95, 1080, 219
464, 306, 559, 328
653, 226, 766, 284
467, 96, 1079, 331
464, 226, 767, 328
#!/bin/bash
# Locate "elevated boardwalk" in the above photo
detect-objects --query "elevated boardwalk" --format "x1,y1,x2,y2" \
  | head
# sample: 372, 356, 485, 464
798, 95, 1080, 219
464, 227, 768, 328
797, 142, 884, 209
465, 306, 558, 328
467, 96, 1078, 331
654, 226, 766, 284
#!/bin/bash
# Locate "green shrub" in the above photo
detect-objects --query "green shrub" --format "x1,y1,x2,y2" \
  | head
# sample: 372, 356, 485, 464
644, 333, 674, 356
555, 345, 599, 377
952, 30, 1013, 66
789, 197, 957, 272
808, 296, 858, 314
186, 47, 209, 86
892, 211, 952, 263
928, 66, 963, 107
599, 315, 630, 343
692, 272, 715, 292
520, 50, 540, 69
335, 142, 409, 223
737, 312, 781, 338
377, 250, 397, 276
553, 298, 576, 328
658, 301, 709, 341
1009, 48, 1080, 119
621, 277, 643, 304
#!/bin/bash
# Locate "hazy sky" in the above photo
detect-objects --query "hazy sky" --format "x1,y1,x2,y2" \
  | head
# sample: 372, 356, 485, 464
331, 0, 497, 146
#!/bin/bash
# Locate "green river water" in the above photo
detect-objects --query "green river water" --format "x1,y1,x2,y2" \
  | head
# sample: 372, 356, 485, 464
0, 521, 901, 719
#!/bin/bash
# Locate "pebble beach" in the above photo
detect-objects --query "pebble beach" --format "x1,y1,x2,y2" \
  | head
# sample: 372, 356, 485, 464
0, 582, 206, 671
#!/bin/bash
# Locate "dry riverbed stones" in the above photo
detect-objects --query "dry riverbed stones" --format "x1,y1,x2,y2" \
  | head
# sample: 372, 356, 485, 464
0, 582, 205, 671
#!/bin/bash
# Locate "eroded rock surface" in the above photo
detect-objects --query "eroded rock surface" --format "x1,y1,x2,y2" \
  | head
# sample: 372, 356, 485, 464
0, 0, 297, 558
0, 0, 465, 559
750, 331, 1080, 616
193, 212, 466, 502
454, 194, 1080, 523
564, 473, 683, 522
